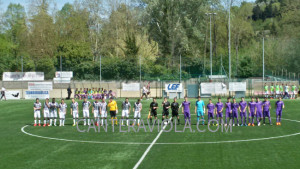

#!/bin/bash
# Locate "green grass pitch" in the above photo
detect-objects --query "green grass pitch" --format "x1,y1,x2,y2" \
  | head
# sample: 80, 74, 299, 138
0, 98, 300, 169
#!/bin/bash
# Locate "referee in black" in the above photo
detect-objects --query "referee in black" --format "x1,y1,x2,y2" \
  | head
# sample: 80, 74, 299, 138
162, 97, 170, 123
149, 98, 158, 124
171, 97, 180, 124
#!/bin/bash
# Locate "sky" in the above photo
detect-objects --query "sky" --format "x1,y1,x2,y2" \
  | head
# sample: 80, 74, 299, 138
1, 0, 256, 13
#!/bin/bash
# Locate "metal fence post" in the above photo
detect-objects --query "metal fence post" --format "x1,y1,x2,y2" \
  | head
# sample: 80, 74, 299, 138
161, 81, 163, 99
156, 81, 157, 98
117, 81, 122, 98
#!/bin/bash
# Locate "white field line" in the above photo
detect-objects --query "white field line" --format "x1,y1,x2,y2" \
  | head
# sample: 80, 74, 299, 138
133, 117, 173, 169
21, 125, 151, 145
20, 118, 300, 146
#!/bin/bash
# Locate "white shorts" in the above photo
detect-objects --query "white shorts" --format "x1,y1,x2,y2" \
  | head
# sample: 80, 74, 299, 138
34, 110, 41, 118
94, 110, 99, 118
264, 91, 268, 95
293, 91, 297, 95
50, 111, 57, 118
83, 110, 89, 118
122, 110, 129, 118
72, 111, 79, 118
134, 111, 141, 118
59, 112, 66, 119
101, 111, 107, 118
44, 110, 49, 118
276, 91, 280, 94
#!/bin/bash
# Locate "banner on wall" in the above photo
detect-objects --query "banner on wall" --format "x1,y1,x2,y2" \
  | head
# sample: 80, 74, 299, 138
53, 77, 71, 84
5, 90, 21, 100
201, 83, 227, 94
165, 83, 183, 93
25, 91, 49, 99
3, 72, 44, 81
55, 71, 73, 78
207, 75, 227, 79
122, 83, 140, 91
229, 82, 247, 91
28, 82, 53, 91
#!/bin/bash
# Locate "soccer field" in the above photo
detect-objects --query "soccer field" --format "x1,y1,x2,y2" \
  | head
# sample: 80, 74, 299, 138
1, 98, 300, 169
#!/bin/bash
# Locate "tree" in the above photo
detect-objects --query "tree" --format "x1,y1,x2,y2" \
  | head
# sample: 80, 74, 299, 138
55, 3, 90, 42
55, 40, 93, 79
252, 5, 262, 21
82, 0, 105, 61
143, 0, 209, 73
3, 3, 28, 58
231, 2, 254, 77
28, 0, 56, 78
237, 57, 254, 78
0, 35, 14, 78
100, 3, 158, 67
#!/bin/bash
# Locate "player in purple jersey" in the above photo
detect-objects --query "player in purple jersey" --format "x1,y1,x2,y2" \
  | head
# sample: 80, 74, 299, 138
248, 97, 257, 126
262, 97, 272, 125
275, 97, 285, 126
239, 97, 247, 126
225, 97, 232, 126
206, 99, 215, 125
181, 97, 191, 124
231, 98, 239, 126
256, 98, 263, 126
215, 98, 224, 126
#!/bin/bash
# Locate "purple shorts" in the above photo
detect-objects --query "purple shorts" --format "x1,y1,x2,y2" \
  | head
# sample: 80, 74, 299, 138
184, 112, 190, 119
263, 111, 270, 118
217, 112, 223, 118
208, 112, 214, 118
276, 110, 282, 116
232, 111, 238, 118
249, 111, 255, 117
256, 111, 263, 118
240, 112, 247, 117
226, 112, 231, 118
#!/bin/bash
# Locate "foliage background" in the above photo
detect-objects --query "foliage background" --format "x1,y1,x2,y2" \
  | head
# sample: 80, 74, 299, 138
0, 0, 299, 80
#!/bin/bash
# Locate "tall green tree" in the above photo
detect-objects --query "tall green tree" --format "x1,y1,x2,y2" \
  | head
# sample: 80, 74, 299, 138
28, 0, 56, 78
3, 3, 28, 59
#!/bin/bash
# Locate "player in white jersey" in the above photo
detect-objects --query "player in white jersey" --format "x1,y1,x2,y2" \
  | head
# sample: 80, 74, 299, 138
93, 99, 101, 126
49, 98, 59, 126
33, 98, 42, 126
133, 99, 142, 126
100, 98, 107, 126
70, 98, 79, 126
58, 99, 67, 126
121, 98, 131, 126
43, 98, 50, 127
82, 98, 91, 126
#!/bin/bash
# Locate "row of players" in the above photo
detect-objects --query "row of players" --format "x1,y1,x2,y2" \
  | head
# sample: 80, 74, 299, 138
194, 97, 284, 127
33, 96, 285, 127
264, 83, 298, 99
